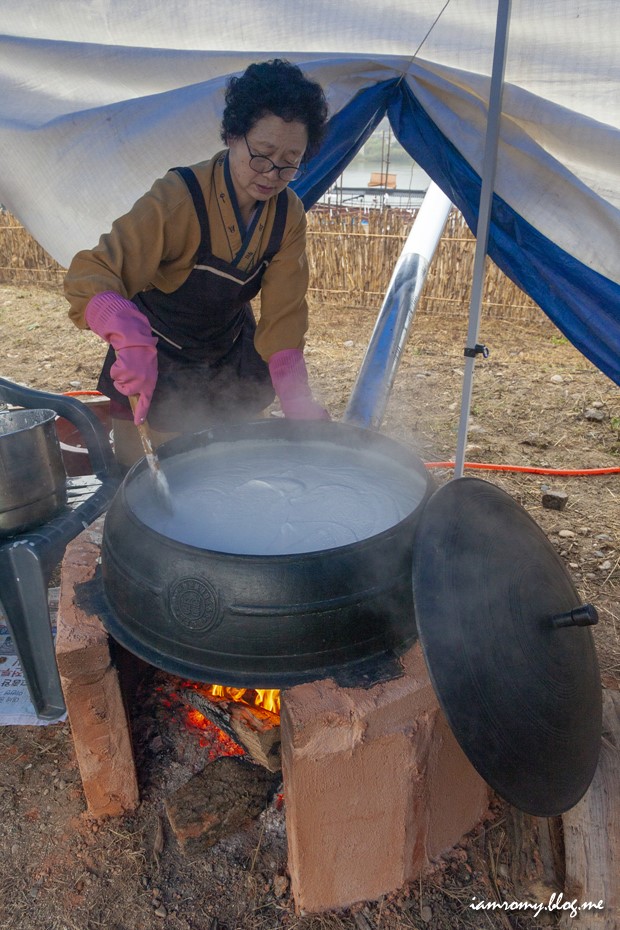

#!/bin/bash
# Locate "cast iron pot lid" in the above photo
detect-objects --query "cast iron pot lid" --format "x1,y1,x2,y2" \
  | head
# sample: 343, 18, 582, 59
412, 476, 602, 817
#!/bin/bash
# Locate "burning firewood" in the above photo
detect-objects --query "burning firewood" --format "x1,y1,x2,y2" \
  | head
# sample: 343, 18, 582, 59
185, 687, 281, 773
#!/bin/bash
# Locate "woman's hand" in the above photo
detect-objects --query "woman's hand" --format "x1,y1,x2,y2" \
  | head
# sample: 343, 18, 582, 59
268, 348, 330, 420
109, 347, 158, 424
85, 291, 158, 424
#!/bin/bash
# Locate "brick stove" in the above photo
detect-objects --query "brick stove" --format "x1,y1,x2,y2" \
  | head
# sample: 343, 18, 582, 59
56, 518, 489, 915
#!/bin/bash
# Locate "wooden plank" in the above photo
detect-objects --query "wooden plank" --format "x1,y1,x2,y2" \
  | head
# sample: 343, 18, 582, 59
367, 171, 396, 189
505, 807, 564, 894
560, 689, 620, 929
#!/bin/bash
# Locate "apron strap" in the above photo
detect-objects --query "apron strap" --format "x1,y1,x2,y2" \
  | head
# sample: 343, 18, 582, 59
172, 166, 212, 261
173, 166, 288, 267
262, 190, 289, 263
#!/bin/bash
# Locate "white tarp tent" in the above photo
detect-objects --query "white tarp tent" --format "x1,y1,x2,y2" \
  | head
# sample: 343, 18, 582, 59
0, 1, 619, 384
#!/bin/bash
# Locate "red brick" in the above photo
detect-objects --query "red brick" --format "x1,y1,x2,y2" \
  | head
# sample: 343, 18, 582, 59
281, 642, 489, 913
56, 522, 139, 818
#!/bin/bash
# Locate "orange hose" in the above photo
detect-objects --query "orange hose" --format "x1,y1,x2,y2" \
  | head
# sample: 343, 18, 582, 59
63, 390, 105, 397
425, 461, 620, 476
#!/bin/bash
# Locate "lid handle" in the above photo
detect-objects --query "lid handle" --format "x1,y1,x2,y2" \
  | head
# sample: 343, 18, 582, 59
550, 604, 598, 629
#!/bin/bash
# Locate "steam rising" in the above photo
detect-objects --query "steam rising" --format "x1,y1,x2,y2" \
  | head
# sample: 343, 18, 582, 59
126, 438, 426, 555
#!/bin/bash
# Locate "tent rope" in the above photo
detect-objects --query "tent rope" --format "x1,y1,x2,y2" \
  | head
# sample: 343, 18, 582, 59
395, 0, 453, 84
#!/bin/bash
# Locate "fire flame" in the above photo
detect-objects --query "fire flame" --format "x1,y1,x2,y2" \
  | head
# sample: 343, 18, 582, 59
205, 684, 281, 716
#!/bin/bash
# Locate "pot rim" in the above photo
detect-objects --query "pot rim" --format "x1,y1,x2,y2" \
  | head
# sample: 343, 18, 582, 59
0, 407, 57, 437
111, 418, 433, 560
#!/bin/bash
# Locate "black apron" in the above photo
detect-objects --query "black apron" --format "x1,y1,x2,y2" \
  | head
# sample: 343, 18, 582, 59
98, 165, 287, 433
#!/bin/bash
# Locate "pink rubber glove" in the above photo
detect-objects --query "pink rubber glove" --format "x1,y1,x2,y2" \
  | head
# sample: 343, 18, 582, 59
268, 348, 330, 420
85, 291, 158, 424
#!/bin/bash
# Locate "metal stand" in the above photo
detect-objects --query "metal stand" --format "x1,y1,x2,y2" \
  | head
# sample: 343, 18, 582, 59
0, 379, 120, 719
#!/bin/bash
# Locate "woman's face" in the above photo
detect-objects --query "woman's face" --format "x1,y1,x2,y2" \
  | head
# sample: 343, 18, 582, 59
227, 113, 308, 213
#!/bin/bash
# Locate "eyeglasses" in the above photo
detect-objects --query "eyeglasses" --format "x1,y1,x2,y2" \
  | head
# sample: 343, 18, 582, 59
244, 135, 305, 182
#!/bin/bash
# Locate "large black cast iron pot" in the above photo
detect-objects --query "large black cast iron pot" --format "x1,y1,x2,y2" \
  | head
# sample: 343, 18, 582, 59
97, 416, 603, 816
100, 419, 434, 687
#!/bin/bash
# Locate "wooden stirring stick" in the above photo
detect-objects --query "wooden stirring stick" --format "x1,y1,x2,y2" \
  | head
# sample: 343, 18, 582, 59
128, 395, 174, 513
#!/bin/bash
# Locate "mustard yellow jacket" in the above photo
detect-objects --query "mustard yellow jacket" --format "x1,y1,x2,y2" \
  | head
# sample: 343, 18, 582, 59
64, 151, 309, 361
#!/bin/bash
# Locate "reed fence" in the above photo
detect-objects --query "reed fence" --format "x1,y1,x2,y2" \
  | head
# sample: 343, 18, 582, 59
306, 205, 541, 321
0, 204, 541, 321
0, 210, 66, 288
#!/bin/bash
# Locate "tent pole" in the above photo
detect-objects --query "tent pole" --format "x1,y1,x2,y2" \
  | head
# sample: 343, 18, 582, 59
343, 181, 452, 429
454, 0, 512, 478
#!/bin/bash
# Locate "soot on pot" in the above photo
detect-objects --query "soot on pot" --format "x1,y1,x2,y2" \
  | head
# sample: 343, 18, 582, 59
125, 438, 427, 555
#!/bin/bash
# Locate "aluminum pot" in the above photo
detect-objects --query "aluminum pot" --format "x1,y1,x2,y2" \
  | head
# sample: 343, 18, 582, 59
99, 419, 434, 687
0, 408, 67, 536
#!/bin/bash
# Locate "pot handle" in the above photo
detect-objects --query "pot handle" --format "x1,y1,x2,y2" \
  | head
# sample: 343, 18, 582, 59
0, 377, 117, 479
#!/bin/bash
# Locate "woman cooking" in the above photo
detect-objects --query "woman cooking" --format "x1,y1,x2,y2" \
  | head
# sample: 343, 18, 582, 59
64, 58, 330, 468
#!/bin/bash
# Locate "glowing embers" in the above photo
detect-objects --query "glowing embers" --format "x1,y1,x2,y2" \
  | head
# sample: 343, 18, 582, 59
185, 706, 246, 758
150, 677, 245, 766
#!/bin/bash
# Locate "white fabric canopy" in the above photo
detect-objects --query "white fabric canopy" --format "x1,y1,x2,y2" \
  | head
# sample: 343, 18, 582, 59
1, 1, 619, 382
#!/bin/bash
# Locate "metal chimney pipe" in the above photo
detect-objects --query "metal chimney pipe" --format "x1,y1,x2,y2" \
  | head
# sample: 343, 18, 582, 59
343, 181, 452, 430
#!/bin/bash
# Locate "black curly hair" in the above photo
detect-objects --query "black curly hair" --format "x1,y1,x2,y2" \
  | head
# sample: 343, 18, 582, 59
220, 59, 328, 157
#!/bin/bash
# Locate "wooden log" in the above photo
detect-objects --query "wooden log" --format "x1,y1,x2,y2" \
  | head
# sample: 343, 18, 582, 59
560, 689, 620, 929
505, 807, 565, 896
164, 755, 280, 857
229, 703, 281, 774
186, 690, 281, 773
185, 690, 240, 745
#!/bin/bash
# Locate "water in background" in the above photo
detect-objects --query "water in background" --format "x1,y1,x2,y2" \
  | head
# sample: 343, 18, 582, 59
319, 159, 431, 210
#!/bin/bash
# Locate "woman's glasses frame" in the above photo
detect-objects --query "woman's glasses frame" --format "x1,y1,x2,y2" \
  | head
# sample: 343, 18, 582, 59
243, 135, 305, 182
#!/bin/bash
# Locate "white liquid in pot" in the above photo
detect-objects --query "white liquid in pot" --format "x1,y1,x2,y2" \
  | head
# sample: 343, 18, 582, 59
125, 439, 427, 555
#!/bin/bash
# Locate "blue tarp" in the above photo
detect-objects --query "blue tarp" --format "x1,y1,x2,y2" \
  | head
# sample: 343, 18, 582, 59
295, 80, 620, 386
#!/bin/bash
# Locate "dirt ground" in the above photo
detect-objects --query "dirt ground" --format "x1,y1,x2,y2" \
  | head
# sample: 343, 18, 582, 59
0, 283, 619, 930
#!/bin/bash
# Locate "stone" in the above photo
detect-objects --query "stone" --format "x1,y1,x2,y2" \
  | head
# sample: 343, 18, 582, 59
542, 490, 568, 511
273, 874, 289, 898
